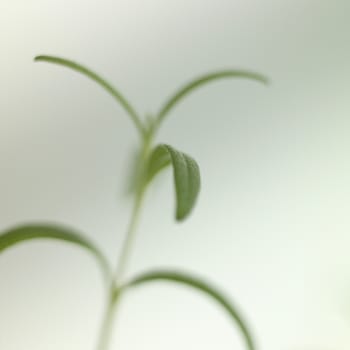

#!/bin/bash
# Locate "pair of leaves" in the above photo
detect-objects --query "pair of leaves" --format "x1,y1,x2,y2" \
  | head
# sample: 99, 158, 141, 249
34, 55, 267, 136
0, 226, 256, 350
0, 224, 256, 350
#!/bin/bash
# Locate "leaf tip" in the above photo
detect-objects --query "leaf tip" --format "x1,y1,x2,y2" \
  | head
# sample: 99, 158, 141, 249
261, 76, 270, 85
251, 73, 269, 85
175, 211, 185, 222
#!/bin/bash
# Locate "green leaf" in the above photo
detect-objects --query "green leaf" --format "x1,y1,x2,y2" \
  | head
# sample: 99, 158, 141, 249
34, 55, 144, 134
147, 144, 200, 221
0, 224, 111, 281
146, 145, 171, 184
123, 269, 256, 350
156, 70, 268, 127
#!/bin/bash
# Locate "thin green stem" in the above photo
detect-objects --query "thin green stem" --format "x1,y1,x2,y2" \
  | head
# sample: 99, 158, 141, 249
95, 289, 118, 350
95, 192, 144, 350
95, 131, 155, 350
114, 192, 145, 284
95, 178, 148, 350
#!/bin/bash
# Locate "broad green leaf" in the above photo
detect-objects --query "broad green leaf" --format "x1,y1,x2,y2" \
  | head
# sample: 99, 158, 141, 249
34, 55, 144, 134
147, 144, 200, 221
156, 70, 268, 127
123, 269, 256, 350
0, 224, 111, 281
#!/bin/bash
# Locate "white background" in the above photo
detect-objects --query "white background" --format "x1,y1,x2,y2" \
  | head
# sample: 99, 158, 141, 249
1, 1, 350, 349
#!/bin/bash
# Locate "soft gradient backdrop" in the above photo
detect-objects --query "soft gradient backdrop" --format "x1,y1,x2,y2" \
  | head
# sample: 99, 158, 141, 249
1, 1, 350, 350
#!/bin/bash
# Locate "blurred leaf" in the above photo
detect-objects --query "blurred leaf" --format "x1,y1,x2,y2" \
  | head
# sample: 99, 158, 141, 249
147, 144, 200, 221
0, 224, 111, 281
156, 70, 268, 127
34, 55, 143, 134
124, 269, 256, 350
123, 142, 145, 196
146, 144, 171, 184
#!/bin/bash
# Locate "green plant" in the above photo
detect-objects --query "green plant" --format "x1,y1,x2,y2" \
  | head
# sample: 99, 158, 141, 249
0, 55, 267, 350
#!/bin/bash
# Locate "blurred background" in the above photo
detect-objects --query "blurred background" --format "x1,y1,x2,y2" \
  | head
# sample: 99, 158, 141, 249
1, 0, 350, 349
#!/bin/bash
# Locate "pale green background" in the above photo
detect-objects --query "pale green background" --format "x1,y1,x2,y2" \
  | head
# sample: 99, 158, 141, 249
1, 1, 350, 349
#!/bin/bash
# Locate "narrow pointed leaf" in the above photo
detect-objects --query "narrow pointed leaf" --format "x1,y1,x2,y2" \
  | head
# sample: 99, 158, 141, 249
123, 269, 256, 350
156, 70, 268, 127
0, 224, 111, 281
34, 55, 143, 134
147, 144, 200, 221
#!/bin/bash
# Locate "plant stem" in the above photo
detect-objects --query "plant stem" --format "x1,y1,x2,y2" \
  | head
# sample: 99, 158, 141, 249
114, 192, 144, 283
95, 290, 117, 350
95, 129, 154, 350
95, 191, 145, 350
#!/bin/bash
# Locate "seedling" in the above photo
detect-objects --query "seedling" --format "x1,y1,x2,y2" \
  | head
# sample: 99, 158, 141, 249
0, 55, 267, 350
